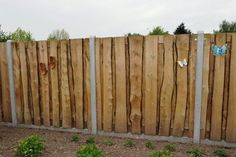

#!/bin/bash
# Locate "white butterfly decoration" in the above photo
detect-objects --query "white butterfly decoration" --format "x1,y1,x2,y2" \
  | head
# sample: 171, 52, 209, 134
177, 59, 187, 68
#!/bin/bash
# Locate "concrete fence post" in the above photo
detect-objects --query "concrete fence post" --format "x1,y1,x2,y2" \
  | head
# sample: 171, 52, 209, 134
193, 31, 204, 144
89, 36, 97, 134
6, 40, 17, 126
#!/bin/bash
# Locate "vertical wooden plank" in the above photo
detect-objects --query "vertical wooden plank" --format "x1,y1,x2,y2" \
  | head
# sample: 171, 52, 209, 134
129, 36, 143, 134
96, 38, 102, 130
0, 43, 11, 122
210, 33, 226, 141
27, 42, 40, 125
38, 41, 50, 126
226, 34, 236, 142
48, 40, 60, 127
70, 39, 84, 129
173, 34, 189, 136
84, 39, 91, 129
102, 38, 113, 131
114, 37, 127, 133
143, 36, 158, 135
60, 40, 72, 128
159, 35, 174, 136
200, 34, 211, 138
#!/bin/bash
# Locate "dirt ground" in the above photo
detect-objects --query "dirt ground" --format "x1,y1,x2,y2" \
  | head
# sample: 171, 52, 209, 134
0, 126, 235, 157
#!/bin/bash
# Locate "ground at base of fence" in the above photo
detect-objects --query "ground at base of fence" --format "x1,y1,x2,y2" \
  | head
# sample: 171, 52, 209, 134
0, 126, 236, 157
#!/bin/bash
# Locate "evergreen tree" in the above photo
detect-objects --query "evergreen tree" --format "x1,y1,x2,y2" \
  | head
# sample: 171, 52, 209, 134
174, 23, 191, 34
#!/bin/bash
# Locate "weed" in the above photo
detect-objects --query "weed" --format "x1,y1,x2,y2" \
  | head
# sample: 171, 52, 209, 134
86, 136, 95, 144
164, 144, 176, 152
149, 150, 173, 157
213, 149, 227, 157
187, 148, 204, 157
145, 141, 155, 150
76, 144, 105, 157
71, 134, 80, 142
103, 139, 113, 146
124, 140, 135, 148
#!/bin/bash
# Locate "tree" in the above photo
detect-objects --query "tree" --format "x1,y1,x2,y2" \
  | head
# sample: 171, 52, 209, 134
174, 23, 191, 35
148, 26, 169, 35
214, 20, 236, 33
0, 25, 11, 42
10, 28, 34, 42
48, 29, 70, 40
126, 33, 142, 36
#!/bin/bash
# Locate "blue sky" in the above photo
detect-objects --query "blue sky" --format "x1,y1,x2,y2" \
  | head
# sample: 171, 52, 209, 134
1, 0, 235, 40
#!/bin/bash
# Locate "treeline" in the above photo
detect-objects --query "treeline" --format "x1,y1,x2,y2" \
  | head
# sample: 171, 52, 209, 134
1, 20, 236, 42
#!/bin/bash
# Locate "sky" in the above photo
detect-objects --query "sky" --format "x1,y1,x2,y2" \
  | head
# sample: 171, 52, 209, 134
1, 0, 236, 40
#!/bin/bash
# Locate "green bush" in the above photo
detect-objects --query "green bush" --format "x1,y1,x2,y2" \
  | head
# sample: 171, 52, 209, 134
213, 149, 227, 157
187, 148, 203, 157
145, 141, 155, 149
86, 136, 95, 144
103, 139, 113, 146
76, 144, 105, 157
71, 134, 80, 142
164, 144, 176, 152
149, 150, 172, 157
15, 135, 44, 157
124, 140, 135, 148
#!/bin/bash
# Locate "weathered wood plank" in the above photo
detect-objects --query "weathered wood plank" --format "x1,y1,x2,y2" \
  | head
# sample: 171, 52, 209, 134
211, 33, 226, 140
60, 40, 72, 128
0, 43, 11, 122
114, 37, 127, 133
129, 36, 143, 134
38, 41, 50, 126
70, 39, 84, 129
226, 34, 236, 142
159, 35, 174, 136
27, 42, 40, 125
102, 38, 113, 132
173, 34, 189, 136
143, 36, 158, 135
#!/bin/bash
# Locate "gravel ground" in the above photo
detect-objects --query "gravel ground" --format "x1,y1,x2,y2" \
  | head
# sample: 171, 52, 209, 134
0, 126, 236, 157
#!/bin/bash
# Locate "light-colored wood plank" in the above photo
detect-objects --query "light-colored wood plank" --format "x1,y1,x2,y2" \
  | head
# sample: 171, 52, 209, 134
200, 34, 211, 138
143, 36, 158, 135
0, 43, 11, 122
114, 37, 127, 133
102, 38, 113, 131
60, 40, 72, 128
159, 35, 174, 136
211, 33, 226, 140
173, 34, 189, 136
27, 42, 40, 125
129, 36, 143, 134
226, 34, 236, 142
48, 40, 60, 127
38, 41, 50, 126
70, 39, 84, 129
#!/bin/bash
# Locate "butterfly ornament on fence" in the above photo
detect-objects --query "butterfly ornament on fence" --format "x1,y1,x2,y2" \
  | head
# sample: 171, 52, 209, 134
212, 44, 227, 56
177, 59, 187, 68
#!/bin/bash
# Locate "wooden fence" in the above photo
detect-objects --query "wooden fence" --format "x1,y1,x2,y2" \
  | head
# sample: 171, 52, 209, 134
0, 33, 236, 142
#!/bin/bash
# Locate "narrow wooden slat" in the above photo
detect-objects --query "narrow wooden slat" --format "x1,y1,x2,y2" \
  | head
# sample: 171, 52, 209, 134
143, 36, 158, 135
38, 41, 50, 126
60, 40, 71, 128
48, 40, 60, 127
70, 39, 83, 129
102, 38, 113, 131
211, 33, 226, 140
200, 34, 211, 138
129, 36, 143, 134
226, 34, 236, 142
114, 37, 127, 133
27, 42, 40, 125
0, 43, 11, 122
173, 34, 189, 136
159, 35, 174, 136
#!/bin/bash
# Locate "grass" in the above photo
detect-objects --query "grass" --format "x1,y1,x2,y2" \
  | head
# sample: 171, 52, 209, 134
145, 141, 156, 149
103, 139, 114, 146
124, 140, 135, 148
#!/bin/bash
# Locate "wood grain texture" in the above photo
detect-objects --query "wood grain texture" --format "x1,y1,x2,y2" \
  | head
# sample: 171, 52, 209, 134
159, 35, 174, 136
143, 36, 158, 135
226, 34, 236, 142
38, 41, 50, 126
114, 37, 127, 133
129, 36, 143, 134
70, 39, 84, 129
102, 38, 113, 132
27, 42, 40, 125
173, 34, 189, 136
211, 33, 226, 141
